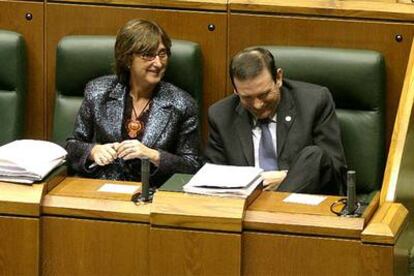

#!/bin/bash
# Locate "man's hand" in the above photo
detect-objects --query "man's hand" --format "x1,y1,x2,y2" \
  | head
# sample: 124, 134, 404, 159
261, 170, 288, 191
89, 143, 119, 166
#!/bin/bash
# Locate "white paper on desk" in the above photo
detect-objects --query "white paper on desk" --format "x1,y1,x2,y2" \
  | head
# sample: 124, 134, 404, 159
185, 177, 262, 198
186, 163, 263, 188
283, 193, 327, 205
98, 183, 139, 194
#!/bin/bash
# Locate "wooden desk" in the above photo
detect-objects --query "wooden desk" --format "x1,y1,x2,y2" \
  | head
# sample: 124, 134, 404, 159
150, 191, 246, 275
243, 192, 408, 275
40, 178, 408, 275
0, 168, 64, 276
41, 177, 150, 275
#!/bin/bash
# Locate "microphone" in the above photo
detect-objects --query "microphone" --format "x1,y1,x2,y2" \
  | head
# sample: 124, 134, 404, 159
346, 170, 357, 215
139, 157, 151, 202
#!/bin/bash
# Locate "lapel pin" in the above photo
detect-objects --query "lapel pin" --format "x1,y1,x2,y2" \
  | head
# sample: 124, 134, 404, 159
285, 116, 292, 122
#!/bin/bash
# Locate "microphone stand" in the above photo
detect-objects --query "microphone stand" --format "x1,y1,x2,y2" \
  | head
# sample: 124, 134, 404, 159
340, 170, 362, 217
131, 157, 153, 203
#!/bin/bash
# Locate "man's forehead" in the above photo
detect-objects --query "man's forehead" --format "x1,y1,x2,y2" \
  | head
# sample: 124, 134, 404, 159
235, 71, 274, 93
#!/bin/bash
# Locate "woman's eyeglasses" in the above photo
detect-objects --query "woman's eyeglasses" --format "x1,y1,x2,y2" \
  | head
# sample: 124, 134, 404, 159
140, 49, 170, 61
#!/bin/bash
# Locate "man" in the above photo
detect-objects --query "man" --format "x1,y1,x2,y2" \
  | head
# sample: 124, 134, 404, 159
205, 47, 346, 194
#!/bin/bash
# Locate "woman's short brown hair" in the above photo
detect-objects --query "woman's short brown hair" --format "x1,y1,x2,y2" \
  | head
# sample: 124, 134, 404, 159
114, 19, 172, 85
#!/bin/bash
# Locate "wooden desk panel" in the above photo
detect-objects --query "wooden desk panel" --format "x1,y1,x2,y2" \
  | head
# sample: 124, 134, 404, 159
42, 216, 149, 276
244, 192, 375, 238
229, 0, 414, 22
0, 182, 44, 216
151, 191, 245, 232
42, 177, 149, 222
0, 171, 64, 276
150, 227, 241, 276
0, 216, 39, 276
49, 0, 227, 11
242, 231, 393, 275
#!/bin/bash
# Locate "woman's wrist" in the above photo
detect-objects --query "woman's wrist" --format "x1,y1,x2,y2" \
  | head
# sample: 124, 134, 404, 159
146, 147, 160, 166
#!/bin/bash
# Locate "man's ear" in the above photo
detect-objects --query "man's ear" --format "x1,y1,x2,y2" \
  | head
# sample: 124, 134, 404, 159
275, 68, 284, 87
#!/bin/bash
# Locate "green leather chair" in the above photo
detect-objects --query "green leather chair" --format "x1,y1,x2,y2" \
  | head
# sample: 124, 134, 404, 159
260, 46, 386, 198
0, 30, 26, 145
52, 35, 202, 146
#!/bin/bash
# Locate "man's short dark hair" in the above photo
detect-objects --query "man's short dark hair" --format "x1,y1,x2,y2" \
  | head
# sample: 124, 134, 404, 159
229, 47, 277, 90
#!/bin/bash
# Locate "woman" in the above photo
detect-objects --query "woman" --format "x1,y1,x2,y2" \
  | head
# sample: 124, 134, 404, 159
66, 19, 202, 187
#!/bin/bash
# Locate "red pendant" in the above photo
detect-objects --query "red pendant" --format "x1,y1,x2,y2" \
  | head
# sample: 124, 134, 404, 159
127, 119, 143, 138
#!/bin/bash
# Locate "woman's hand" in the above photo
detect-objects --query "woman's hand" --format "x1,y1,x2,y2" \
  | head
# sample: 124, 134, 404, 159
117, 140, 160, 166
89, 143, 119, 166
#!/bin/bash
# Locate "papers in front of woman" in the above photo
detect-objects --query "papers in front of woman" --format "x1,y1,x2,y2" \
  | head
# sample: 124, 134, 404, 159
183, 163, 263, 198
0, 139, 67, 184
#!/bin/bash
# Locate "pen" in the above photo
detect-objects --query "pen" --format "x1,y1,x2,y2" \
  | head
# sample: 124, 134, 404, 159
88, 162, 98, 169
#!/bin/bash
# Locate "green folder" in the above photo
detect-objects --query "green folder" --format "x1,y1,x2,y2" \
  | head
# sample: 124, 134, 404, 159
158, 173, 193, 192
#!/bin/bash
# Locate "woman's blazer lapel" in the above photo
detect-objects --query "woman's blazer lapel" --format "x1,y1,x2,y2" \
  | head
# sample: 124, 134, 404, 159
142, 87, 173, 148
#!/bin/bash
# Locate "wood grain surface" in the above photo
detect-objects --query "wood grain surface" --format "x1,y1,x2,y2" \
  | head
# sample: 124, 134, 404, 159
42, 177, 150, 222
362, 202, 408, 244
243, 231, 394, 275
0, 216, 39, 275
42, 216, 149, 276
151, 191, 245, 232
150, 226, 241, 276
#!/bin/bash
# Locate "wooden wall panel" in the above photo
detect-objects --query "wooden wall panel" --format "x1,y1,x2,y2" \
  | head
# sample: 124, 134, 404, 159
0, 1, 45, 139
41, 216, 149, 276
0, 216, 39, 276
45, 4, 228, 142
229, 14, 414, 146
243, 231, 394, 275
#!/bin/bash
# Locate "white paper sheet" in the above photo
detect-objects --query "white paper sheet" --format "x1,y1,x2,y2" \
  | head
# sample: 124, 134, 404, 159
185, 163, 263, 188
98, 183, 139, 194
283, 193, 327, 205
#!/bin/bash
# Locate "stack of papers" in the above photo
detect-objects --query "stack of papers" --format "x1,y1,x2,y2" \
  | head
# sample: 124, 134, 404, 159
183, 163, 263, 198
0, 140, 67, 184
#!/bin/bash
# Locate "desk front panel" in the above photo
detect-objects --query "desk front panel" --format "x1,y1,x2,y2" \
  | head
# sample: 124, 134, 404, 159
242, 231, 393, 275
150, 227, 241, 276
41, 216, 149, 276
0, 216, 39, 276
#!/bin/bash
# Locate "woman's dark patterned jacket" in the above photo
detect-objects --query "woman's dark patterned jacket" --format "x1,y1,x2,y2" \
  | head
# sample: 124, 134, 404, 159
66, 75, 202, 187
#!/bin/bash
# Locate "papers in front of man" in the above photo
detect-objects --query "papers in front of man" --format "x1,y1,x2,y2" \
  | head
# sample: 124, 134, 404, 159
0, 139, 67, 184
183, 163, 263, 198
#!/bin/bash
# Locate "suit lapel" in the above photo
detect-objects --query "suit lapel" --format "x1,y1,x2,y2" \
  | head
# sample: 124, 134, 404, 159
277, 86, 296, 156
141, 86, 172, 148
106, 82, 126, 141
235, 103, 254, 166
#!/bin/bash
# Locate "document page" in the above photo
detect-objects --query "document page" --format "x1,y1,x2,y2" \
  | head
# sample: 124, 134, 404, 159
186, 163, 263, 188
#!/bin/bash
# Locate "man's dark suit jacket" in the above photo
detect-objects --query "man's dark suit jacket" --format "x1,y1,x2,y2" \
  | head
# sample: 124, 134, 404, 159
205, 79, 347, 194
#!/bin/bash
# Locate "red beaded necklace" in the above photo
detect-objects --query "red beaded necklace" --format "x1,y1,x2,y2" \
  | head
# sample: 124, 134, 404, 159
126, 98, 152, 138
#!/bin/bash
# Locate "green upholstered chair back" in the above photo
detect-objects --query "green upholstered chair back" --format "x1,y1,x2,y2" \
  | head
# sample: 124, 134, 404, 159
52, 35, 202, 146
0, 30, 26, 145
260, 46, 386, 194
